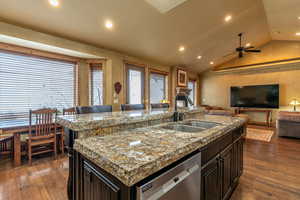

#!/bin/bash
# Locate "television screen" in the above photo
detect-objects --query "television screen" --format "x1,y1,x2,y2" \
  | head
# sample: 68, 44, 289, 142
230, 84, 279, 108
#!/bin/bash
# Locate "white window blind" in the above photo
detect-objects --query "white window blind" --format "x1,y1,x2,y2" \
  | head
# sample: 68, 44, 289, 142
90, 65, 103, 105
188, 80, 196, 105
126, 65, 145, 104
0, 50, 76, 119
150, 73, 167, 104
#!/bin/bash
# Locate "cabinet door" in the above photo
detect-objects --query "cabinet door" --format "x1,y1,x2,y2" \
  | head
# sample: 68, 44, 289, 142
83, 163, 121, 200
201, 158, 221, 200
231, 141, 239, 186
238, 138, 244, 177
219, 145, 233, 200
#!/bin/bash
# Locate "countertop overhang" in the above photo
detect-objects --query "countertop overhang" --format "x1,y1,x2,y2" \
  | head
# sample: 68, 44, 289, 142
57, 107, 204, 131
74, 115, 246, 187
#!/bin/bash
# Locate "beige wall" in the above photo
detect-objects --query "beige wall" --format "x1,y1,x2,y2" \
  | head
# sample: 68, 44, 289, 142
0, 21, 200, 111
200, 40, 300, 121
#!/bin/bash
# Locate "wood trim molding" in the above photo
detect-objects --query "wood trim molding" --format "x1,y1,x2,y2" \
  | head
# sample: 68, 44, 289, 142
213, 57, 300, 72
123, 60, 147, 68
86, 59, 106, 64
0, 42, 80, 63
149, 68, 169, 75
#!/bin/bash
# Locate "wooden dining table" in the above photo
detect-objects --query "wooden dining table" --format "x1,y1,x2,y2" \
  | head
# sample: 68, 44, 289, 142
0, 118, 61, 167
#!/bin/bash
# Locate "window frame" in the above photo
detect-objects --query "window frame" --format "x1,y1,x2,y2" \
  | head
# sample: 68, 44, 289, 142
188, 79, 197, 106
125, 63, 145, 104
89, 63, 104, 106
149, 69, 169, 105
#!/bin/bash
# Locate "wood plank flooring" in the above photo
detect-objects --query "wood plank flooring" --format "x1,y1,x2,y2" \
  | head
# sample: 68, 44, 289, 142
0, 128, 299, 200
231, 128, 300, 200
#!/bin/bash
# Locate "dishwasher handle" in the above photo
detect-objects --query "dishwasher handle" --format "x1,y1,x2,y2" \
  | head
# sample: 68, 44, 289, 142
147, 164, 200, 200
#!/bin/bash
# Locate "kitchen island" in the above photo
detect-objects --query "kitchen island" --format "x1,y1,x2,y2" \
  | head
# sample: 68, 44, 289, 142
57, 107, 205, 200
64, 112, 246, 200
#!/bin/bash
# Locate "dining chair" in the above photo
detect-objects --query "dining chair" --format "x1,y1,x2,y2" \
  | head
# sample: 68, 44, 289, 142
63, 107, 76, 115
26, 108, 61, 165
121, 104, 145, 111
75, 105, 112, 114
150, 103, 170, 109
0, 135, 13, 159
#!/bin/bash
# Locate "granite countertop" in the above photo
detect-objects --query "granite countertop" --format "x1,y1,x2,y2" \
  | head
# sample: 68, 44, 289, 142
57, 107, 204, 131
74, 115, 246, 186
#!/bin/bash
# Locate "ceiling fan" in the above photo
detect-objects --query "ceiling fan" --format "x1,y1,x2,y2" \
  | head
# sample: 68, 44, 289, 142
224, 33, 261, 58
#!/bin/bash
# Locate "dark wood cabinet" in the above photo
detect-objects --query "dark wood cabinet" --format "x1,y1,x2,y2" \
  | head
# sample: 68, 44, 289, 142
74, 126, 245, 200
82, 162, 121, 200
201, 127, 244, 200
201, 158, 221, 200
219, 145, 233, 200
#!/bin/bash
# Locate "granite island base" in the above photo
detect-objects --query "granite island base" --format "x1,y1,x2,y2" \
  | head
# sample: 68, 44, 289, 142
70, 115, 245, 200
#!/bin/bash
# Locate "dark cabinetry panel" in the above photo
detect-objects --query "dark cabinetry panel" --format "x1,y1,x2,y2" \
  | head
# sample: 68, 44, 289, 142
201, 158, 221, 200
220, 145, 233, 200
83, 162, 121, 200
201, 127, 245, 200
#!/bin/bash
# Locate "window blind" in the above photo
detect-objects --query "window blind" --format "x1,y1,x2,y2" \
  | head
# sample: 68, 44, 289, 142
126, 64, 145, 104
90, 65, 103, 105
188, 80, 196, 105
0, 50, 76, 119
150, 73, 167, 104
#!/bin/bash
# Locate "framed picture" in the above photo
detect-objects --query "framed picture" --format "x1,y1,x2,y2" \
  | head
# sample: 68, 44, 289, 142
177, 69, 187, 87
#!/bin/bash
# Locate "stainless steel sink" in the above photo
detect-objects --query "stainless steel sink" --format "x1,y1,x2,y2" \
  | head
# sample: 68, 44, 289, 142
159, 124, 205, 133
181, 121, 220, 129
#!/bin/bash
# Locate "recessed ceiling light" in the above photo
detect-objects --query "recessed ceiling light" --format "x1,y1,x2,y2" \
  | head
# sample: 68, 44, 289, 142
296, 32, 300, 36
197, 55, 202, 59
246, 43, 251, 47
49, 0, 59, 7
225, 15, 232, 22
210, 61, 214, 65
105, 21, 113, 29
179, 46, 185, 52
298, 16, 300, 20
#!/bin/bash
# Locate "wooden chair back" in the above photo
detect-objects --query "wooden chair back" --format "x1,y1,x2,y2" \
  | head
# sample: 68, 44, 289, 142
63, 107, 76, 115
75, 105, 112, 114
121, 104, 145, 111
151, 103, 170, 109
0, 136, 13, 156
29, 108, 57, 140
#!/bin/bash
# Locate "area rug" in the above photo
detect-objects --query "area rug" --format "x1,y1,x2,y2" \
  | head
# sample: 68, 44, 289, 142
246, 128, 274, 142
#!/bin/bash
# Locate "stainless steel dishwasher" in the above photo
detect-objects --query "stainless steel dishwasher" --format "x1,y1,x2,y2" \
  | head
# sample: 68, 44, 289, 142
137, 152, 201, 200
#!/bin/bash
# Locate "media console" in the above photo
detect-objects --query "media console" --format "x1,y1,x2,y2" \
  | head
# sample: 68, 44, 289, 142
235, 108, 272, 127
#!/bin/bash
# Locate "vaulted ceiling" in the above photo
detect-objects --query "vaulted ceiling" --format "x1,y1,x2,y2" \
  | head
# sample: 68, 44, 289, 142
0, 0, 298, 72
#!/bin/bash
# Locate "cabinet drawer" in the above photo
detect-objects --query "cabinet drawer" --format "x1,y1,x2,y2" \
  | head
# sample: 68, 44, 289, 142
218, 132, 233, 152
201, 140, 219, 165
233, 127, 243, 141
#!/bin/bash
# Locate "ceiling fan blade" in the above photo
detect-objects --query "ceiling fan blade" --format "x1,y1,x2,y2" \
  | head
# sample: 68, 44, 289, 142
244, 49, 261, 53
223, 51, 236, 57
245, 46, 255, 49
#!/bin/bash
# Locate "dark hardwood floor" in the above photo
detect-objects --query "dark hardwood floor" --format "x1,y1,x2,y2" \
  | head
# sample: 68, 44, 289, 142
231, 127, 300, 200
0, 128, 299, 200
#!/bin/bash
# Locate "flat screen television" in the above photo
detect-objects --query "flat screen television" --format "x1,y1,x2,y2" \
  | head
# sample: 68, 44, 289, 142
230, 84, 279, 108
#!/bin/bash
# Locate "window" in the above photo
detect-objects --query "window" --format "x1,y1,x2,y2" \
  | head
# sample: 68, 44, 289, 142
126, 65, 144, 104
90, 64, 103, 105
0, 50, 76, 119
150, 72, 168, 104
188, 80, 197, 105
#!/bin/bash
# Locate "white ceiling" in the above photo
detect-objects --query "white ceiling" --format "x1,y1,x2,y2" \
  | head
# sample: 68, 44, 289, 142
0, 0, 295, 72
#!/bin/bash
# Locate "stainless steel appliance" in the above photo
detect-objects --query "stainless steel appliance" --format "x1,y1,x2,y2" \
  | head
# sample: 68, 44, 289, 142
137, 152, 201, 200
